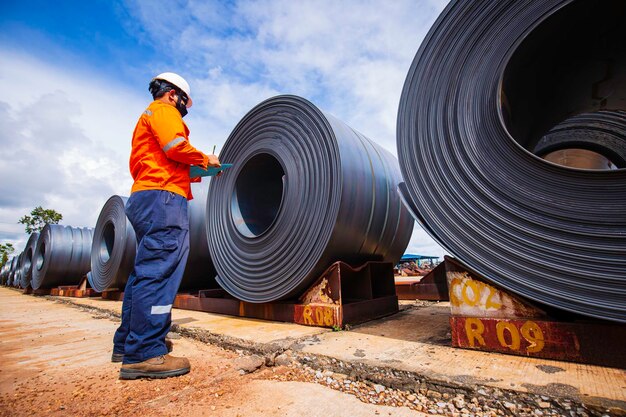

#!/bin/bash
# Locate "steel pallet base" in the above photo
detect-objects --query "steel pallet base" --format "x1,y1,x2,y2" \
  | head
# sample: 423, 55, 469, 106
445, 256, 626, 368
395, 261, 448, 301
174, 261, 399, 329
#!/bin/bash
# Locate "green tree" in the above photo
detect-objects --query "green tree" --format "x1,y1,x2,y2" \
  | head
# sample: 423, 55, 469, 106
0, 243, 14, 267
18, 206, 63, 234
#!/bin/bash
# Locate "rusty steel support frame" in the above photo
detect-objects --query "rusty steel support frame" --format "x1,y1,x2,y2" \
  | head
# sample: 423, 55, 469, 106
445, 256, 626, 368
49, 276, 101, 298
100, 290, 125, 301
395, 261, 448, 301
173, 261, 399, 329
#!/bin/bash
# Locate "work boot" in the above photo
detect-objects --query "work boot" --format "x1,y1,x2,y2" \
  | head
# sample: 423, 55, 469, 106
119, 354, 190, 380
111, 339, 174, 363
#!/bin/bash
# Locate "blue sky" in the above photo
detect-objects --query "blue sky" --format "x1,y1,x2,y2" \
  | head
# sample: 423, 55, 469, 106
0, 0, 448, 258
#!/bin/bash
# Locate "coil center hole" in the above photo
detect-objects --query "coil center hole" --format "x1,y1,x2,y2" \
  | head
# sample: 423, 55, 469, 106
501, 0, 625, 170
231, 153, 285, 238
36, 245, 45, 271
100, 221, 115, 263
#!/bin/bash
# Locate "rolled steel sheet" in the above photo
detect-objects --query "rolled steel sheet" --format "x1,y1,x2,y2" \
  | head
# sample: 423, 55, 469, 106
89, 196, 136, 292
31, 224, 93, 290
8, 256, 18, 287
182, 181, 217, 289
0, 262, 9, 285
208, 95, 414, 303
13, 252, 23, 288
397, 0, 626, 322
89, 186, 217, 292
19, 232, 39, 289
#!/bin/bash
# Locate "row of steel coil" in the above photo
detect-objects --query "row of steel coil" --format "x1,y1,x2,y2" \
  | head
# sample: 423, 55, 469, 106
1, 96, 414, 303
2, 0, 624, 323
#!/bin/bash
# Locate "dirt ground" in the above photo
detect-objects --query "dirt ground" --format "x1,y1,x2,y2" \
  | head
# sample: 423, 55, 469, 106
0, 289, 428, 417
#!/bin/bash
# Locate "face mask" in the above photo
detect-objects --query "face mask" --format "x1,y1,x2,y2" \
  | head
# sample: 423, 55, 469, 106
175, 94, 188, 118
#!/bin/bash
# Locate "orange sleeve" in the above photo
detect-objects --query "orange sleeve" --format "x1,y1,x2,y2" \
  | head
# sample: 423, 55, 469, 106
150, 105, 209, 168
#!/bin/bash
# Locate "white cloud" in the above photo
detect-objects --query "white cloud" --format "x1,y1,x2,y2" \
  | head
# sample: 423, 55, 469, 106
1, 0, 450, 259
0, 49, 137, 251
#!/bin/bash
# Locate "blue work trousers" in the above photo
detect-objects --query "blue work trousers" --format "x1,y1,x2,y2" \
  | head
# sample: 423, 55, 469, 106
113, 190, 189, 364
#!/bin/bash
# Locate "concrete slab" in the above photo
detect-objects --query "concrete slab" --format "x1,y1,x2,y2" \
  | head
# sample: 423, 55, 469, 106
55, 294, 328, 347
18, 290, 626, 414
299, 302, 626, 409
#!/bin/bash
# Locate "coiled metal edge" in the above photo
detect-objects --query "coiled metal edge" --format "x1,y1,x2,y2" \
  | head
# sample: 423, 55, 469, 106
31, 224, 93, 290
397, 0, 626, 322
534, 110, 626, 169
89, 196, 136, 292
19, 232, 39, 289
208, 95, 414, 303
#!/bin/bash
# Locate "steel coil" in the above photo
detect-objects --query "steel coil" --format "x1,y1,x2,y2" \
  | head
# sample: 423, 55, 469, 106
8, 256, 18, 287
31, 224, 93, 290
182, 181, 217, 290
13, 252, 23, 288
208, 95, 414, 303
397, 0, 626, 322
19, 232, 39, 289
0, 262, 9, 285
89, 185, 217, 292
89, 195, 136, 292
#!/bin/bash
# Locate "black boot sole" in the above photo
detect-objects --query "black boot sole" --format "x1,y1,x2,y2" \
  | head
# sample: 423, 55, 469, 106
119, 366, 190, 380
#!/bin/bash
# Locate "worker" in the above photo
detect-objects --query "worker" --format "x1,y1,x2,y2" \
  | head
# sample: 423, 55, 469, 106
112, 72, 220, 380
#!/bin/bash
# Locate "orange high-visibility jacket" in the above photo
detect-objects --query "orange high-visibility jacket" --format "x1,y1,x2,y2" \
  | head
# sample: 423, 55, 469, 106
129, 100, 208, 200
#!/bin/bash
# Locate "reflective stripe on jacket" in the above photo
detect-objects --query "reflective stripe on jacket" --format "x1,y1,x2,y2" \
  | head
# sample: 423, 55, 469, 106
129, 100, 208, 200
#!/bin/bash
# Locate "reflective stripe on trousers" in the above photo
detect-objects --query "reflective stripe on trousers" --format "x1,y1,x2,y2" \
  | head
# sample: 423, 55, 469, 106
113, 190, 189, 364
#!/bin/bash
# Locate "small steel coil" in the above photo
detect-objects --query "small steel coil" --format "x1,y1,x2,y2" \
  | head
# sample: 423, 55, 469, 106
13, 252, 23, 288
182, 181, 217, 290
0, 262, 9, 285
8, 256, 18, 287
397, 0, 626, 322
89, 186, 217, 292
89, 196, 136, 292
31, 225, 93, 290
19, 233, 39, 288
208, 95, 414, 303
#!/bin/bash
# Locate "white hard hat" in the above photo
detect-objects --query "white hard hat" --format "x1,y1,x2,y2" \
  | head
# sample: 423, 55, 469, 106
152, 72, 193, 107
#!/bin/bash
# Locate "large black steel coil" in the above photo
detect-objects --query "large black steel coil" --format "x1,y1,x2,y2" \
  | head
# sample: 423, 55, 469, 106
19, 232, 39, 289
31, 224, 93, 290
208, 95, 414, 303
397, 0, 626, 322
89, 195, 136, 292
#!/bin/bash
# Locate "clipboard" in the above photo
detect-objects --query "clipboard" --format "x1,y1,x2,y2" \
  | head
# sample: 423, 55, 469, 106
190, 163, 232, 178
